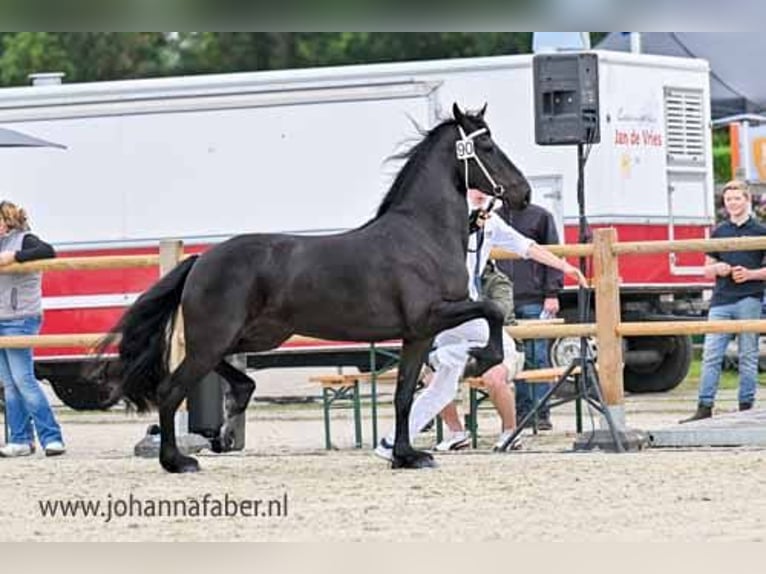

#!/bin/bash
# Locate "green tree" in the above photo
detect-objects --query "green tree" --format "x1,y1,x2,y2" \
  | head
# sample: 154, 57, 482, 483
0, 33, 174, 86
0, 33, 72, 86
174, 32, 532, 75
712, 127, 732, 183
54, 33, 173, 82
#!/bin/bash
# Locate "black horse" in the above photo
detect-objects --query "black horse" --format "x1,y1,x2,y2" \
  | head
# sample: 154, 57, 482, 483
95, 103, 531, 473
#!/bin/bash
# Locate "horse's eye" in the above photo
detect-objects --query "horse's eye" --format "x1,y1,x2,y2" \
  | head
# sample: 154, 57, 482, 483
478, 138, 494, 152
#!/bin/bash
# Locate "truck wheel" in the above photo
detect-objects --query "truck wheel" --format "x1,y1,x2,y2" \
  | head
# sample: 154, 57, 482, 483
48, 378, 117, 411
623, 335, 692, 393
36, 362, 121, 411
549, 335, 599, 399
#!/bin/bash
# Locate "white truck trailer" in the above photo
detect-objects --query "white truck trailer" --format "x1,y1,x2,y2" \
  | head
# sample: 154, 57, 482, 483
0, 50, 713, 407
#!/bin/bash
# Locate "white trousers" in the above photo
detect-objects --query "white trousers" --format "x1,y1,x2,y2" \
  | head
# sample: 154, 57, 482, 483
386, 318, 521, 444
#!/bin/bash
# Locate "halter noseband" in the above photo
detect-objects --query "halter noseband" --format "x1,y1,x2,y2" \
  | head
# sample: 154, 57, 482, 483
455, 125, 505, 198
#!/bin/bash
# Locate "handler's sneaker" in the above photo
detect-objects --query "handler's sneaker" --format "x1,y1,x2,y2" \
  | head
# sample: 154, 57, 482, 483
374, 438, 393, 461
0, 443, 34, 457
493, 430, 523, 452
434, 431, 471, 452
44, 441, 66, 457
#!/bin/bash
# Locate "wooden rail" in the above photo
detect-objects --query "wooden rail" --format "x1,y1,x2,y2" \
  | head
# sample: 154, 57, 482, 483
2, 232, 766, 420
492, 235, 766, 260
613, 236, 766, 255
0, 333, 105, 349
0, 235, 761, 273
3, 319, 764, 350
618, 319, 766, 337
0, 254, 161, 273
491, 244, 592, 260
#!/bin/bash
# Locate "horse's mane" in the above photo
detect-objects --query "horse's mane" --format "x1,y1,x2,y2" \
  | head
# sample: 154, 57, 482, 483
374, 117, 458, 218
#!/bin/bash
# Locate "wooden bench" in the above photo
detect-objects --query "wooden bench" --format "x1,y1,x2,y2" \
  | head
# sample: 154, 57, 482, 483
458, 367, 578, 447
311, 366, 571, 451
310, 370, 398, 450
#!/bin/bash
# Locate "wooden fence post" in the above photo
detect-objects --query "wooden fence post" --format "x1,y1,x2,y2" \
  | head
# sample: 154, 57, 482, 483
593, 228, 624, 411
159, 239, 186, 434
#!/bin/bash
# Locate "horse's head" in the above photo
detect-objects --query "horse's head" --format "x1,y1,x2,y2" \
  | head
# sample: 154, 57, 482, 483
453, 103, 531, 210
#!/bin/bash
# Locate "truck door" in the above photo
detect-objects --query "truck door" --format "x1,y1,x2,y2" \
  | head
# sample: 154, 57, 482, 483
667, 172, 710, 275
664, 86, 712, 276
528, 174, 564, 241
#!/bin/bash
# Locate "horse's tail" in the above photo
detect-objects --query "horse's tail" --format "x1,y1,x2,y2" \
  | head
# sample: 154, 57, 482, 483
92, 255, 199, 412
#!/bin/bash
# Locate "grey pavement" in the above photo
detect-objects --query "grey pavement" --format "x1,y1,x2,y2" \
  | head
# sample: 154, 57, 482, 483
647, 406, 766, 448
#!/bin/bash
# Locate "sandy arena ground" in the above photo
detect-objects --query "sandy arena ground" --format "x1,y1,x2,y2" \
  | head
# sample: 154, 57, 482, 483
1, 369, 764, 542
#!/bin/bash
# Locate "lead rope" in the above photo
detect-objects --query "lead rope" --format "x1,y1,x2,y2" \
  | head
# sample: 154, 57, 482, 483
472, 226, 485, 300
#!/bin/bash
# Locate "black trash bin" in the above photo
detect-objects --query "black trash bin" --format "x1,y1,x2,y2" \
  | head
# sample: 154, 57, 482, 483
187, 371, 225, 439
187, 367, 247, 451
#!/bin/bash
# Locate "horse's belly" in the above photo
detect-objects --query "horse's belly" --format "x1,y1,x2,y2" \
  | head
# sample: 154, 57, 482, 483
290, 304, 402, 342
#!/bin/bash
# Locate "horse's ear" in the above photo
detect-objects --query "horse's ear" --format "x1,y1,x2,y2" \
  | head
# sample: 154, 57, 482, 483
478, 103, 488, 118
452, 102, 465, 123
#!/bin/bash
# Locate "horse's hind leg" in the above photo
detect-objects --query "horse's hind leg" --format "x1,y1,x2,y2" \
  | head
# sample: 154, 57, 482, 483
157, 357, 215, 473
210, 360, 256, 453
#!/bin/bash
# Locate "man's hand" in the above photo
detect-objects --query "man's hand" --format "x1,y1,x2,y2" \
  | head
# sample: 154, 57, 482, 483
714, 262, 732, 277
543, 297, 560, 316
563, 262, 589, 288
0, 251, 16, 266
731, 265, 753, 283
468, 208, 490, 233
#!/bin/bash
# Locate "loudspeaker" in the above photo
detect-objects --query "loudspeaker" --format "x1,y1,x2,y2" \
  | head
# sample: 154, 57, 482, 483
533, 53, 600, 146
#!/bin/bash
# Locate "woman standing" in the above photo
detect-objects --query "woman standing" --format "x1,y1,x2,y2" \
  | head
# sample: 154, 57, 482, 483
0, 200, 64, 457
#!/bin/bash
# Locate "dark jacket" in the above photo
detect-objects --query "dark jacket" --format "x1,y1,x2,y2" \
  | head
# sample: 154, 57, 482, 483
496, 203, 563, 307
708, 215, 766, 307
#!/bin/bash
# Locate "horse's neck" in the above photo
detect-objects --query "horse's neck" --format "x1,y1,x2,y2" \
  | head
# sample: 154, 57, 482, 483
389, 138, 468, 246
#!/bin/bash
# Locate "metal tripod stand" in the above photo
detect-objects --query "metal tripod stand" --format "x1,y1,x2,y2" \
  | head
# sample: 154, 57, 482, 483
498, 142, 625, 453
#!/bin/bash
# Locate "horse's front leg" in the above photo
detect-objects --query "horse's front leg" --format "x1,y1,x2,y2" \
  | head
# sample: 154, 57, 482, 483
392, 338, 436, 470
428, 299, 505, 378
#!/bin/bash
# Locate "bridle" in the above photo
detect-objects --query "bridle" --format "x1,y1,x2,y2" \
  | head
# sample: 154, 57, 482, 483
458, 124, 507, 293
455, 125, 506, 199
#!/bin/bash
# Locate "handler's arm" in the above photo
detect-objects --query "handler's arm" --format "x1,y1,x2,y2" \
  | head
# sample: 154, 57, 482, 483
527, 243, 588, 288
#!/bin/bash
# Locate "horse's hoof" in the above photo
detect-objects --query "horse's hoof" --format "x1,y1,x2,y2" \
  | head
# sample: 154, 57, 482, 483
391, 449, 437, 470
209, 432, 234, 454
210, 438, 224, 453
211, 416, 245, 453
179, 459, 200, 473
465, 347, 502, 377
462, 357, 482, 378
161, 454, 200, 473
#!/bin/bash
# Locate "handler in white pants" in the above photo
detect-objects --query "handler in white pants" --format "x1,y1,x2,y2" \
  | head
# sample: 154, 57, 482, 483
415, 317, 523, 448
376, 189, 587, 461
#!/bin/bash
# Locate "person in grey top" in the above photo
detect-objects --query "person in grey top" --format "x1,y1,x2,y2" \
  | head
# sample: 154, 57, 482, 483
0, 200, 65, 458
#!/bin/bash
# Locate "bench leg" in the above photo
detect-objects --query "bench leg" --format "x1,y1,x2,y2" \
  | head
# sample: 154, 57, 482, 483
370, 376, 378, 448
436, 415, 443, 444
353, 380, 362, 449
469, 387, 479, 449
322, 387, 332, 450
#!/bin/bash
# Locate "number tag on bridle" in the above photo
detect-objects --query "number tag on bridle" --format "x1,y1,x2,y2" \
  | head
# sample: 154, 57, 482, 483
456, 139, 475, 160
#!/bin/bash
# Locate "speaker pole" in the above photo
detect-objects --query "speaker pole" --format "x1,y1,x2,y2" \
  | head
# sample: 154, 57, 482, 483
576, 142, 586, 432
